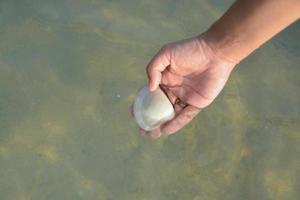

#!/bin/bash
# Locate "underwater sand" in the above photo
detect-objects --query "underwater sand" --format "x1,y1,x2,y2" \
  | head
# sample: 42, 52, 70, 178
0, 0, 299, 199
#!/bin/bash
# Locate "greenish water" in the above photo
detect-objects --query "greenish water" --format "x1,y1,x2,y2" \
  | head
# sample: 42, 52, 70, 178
0, 0, 299, 199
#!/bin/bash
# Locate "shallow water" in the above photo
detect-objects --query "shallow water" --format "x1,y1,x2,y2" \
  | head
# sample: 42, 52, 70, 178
0, 0, 299, 199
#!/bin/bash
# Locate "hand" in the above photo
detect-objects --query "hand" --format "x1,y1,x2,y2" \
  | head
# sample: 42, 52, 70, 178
140, 35, 236, 138
132, 0, 300, 138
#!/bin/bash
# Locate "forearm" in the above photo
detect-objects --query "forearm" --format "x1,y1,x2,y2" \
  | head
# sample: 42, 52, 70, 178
202, 0, 300, 63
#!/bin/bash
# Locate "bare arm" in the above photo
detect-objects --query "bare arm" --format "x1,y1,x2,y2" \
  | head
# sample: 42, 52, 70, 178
203, 0, 300, 63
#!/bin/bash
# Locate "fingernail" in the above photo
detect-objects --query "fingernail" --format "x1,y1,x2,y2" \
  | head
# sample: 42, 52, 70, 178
149, 84, 155, 92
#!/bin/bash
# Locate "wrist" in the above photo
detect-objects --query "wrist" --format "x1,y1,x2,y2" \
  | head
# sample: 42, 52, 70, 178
200, 26, 251, 65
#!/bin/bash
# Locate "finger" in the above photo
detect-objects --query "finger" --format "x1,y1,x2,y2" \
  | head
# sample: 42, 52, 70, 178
148, 128, 162, 138
174, 103, 185, 113
168, 85, 213, 109
161, 69, 184, 87
139, 128, 148, 136
160, 85, 178, 104
161, 105, 201, 135
160, 86, 185, 113
128, 104, 134, 118
139, 128, 161, 138
146, 47, 170, 91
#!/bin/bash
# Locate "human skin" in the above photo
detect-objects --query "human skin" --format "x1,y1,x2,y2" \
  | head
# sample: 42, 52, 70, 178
136, 0, 300, 138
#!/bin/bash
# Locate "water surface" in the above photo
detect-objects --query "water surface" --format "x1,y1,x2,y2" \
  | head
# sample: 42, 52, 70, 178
0, 0, 299, 199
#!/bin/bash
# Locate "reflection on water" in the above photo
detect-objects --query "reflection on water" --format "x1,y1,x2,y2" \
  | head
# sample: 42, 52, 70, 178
0, 0, 299, 199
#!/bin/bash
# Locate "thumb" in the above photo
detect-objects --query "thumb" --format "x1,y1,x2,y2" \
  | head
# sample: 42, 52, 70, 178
146, 46, 170, 91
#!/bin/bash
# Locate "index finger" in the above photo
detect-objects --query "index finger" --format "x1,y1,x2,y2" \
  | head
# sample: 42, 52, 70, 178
146, 46, 171, 91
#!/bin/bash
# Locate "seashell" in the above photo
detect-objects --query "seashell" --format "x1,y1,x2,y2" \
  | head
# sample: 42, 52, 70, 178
133, 85, 175, 131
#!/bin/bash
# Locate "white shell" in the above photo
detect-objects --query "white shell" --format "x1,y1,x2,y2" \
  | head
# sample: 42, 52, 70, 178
133, 85, 175, 131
